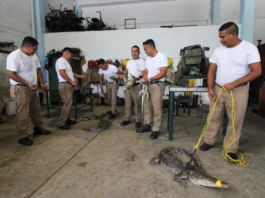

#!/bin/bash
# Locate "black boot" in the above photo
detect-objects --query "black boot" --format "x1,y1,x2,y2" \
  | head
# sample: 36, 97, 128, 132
120, 121, 130, 126
33, 127, 52, 136
58, 124, 71, 130
18, 137, 33, 146
66, 119, 77, 125
136, 124, 152, 133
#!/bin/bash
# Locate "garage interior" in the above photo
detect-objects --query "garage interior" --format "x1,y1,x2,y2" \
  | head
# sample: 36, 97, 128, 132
1, 0, 265, 198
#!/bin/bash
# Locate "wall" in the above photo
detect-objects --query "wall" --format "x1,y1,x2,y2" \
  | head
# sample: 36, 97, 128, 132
80, 0, 211, 29
254, 0, 265, 45
45, 25, 221, 66
45, 0, 265, 45
0, 0, 33, 47
0, 0, 33, 105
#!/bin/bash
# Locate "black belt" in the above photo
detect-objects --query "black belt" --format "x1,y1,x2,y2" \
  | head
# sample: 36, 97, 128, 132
16, 84, 28, 87
60, 82, 71, 84
133, 83, 140, 86
150, 81, 164, 84
216, 83, 247, 88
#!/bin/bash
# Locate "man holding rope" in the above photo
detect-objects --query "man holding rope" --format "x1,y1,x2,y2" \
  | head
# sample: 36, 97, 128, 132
199, 22, 261, 161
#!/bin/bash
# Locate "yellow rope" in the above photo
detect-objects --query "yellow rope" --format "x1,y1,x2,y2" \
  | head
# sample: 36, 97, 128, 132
193, 86, 253, 166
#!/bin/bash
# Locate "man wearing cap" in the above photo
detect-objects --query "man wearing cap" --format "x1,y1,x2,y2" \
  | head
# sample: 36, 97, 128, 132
7, 36, 51, 146
98, 59, 123, 119
120, 45, 145, 129
56, 47, 86, 130
138, 39, 168, 140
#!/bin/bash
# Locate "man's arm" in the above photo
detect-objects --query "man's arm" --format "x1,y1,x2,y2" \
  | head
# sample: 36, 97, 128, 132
99, 74, 104, 93
116, 70, 123, 75
141, 70, 145, 78
74, 73, 87, 79
231, 62, 261, 87
143, 69, 149, 84
37, 68, 45, 85
7, 70, 32, 86
148, 67, 167, 81
59, 69, 75, 85
124, 69, 128, 77
223, 62, 261, 91
37, 68, 48, 90
207, 63, 217, 101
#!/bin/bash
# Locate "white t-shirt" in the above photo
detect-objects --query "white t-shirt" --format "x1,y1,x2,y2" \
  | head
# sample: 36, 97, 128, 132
98, 64, 118, 82
210, 40, 261, 86
55, 57, 74, 83
126, 58, 145, 83
145, 52, 168, 82
6, 49, 41, 85
82, 64, 88, 73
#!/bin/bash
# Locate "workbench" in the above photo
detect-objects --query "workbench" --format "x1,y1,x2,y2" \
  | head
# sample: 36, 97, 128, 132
167, 86, 208, 140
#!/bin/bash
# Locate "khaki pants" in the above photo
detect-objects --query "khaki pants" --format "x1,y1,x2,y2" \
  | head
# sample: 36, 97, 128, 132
107, 83, 118, 114
204, 84, 249, 153
144, 82, 165, 131
10, 85, 43, 138
57, 83, 73, 126
123, 85, 142, 122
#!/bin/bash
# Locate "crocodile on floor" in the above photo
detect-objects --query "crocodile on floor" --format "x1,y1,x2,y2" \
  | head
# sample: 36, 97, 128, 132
149, 147, 228, 188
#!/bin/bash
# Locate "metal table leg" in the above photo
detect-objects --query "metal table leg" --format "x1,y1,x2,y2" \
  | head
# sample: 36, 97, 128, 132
168, 91, 174, 141
46, 90, 50, 118
90, 88, 93, 112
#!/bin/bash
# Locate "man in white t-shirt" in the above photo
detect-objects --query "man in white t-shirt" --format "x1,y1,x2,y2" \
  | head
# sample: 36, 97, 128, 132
120, 45, 145, 129
6, 36, 51, 146
137, 39, 168, 140
199, 22, 261, 162
55, 48, 86, 130
98, 59, 123, 119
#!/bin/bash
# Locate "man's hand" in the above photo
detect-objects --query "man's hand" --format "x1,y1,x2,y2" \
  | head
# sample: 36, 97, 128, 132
80, 74, 87, 79
27, 83, 38, 90
110, 76, 117, 81
208, 89, 216, 101
71, 81, 77, 86
223, 82, 236, 92
40, 83, 47, 90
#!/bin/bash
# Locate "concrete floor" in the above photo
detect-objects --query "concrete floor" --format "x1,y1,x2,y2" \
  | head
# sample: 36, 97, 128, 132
0, 104, 265, 198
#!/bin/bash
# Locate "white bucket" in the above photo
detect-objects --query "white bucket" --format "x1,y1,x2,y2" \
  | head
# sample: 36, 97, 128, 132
5, 101, 16, 115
